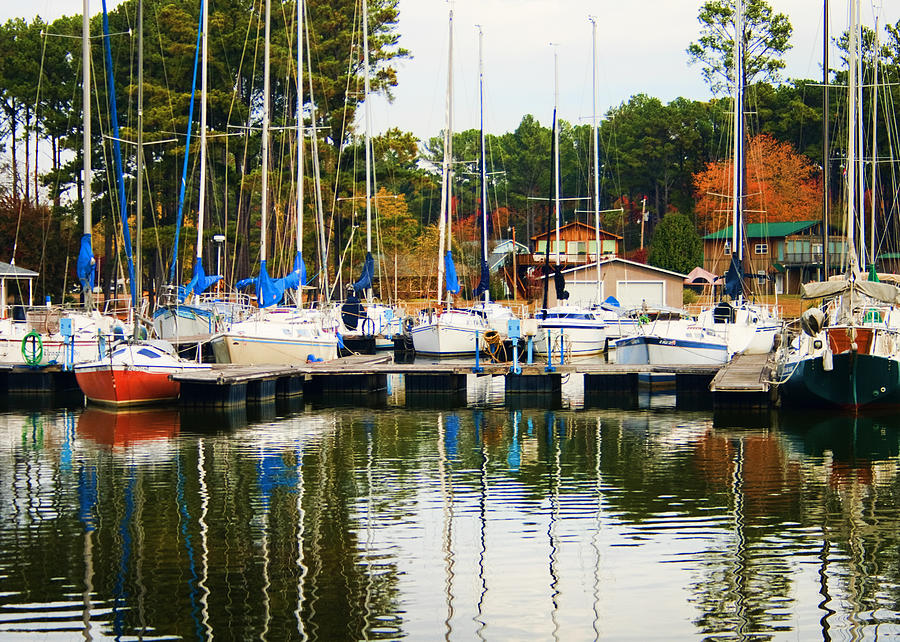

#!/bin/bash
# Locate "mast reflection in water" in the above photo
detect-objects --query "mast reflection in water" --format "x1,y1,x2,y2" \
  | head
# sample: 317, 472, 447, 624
0, 406, 898, 639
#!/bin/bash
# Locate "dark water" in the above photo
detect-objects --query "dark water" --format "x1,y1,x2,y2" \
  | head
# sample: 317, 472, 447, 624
1, 384, 899, 640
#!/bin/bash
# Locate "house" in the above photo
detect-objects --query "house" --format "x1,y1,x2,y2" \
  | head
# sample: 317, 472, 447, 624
529, 221, 621, 264
0, 261, 38, 319
513, 221, 622, 299
540, 257, 687, 308
702, 220, 845, 295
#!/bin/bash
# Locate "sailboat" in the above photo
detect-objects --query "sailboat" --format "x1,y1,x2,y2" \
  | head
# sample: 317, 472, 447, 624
533, 44, 606, 358
410, 7, 489, 358
151, 0, 237, 343
695, 0, 780, 356
337, 0, 401, 353
775, 0, 900, 408
0, 0, 129, 367
209, 0, 338, 364
75, 0, 211, 406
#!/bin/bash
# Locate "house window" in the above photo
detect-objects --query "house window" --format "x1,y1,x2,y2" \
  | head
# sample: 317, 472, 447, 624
568, 241, 587, 255
754, 243, 768, 255
723, 242, 732, 255
601, 240, 617, 254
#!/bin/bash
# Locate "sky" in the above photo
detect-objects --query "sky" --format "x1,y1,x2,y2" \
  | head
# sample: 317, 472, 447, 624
4, 0, 900, 142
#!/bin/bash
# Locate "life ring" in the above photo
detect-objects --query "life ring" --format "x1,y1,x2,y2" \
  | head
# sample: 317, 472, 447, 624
361, 317, 376, 336
21, 330, 43, 366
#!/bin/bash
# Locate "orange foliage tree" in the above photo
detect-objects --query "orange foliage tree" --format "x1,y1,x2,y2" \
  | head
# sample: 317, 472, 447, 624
693, 133, 822, 234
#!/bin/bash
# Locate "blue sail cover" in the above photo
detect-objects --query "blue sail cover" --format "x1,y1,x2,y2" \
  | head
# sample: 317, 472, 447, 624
473, 259, 490, 298
257, 260, 283, 308
353, 252, 374, 294
180, 260, 222, 301
295, 251, 307, 288
444, 250, 460, 294
77, 234, 95, 292
235, 260, 290, 307
724, 255, 743, 299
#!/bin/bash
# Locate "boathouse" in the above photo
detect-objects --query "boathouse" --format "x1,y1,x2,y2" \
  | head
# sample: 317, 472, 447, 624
541, 257, 686, 308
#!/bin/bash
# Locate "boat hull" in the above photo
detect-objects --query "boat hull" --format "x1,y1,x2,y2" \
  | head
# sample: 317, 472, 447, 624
533, 325, 606, 357
210, 333, 338, 364
75, 366, 181, 406
410, 322, 480, 357
779, 352, 900, 408
615, 335, 728, 365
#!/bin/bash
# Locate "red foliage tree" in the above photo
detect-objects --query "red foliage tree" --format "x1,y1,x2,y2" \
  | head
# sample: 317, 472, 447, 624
693, 134, 822, 234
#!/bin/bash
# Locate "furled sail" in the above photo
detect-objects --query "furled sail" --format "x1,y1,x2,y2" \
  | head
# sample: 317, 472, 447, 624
444, 250, 460, 295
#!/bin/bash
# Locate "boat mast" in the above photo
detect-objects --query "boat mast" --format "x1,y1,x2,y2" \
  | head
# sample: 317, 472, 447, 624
296, 0, 304, 307
195, 0, 209, 286
822, 0, 829, 280
436, 3, 453, 307
590, 17, 601, 305
135, 0, 144, 335
847, 0, 857, 264
553, 45, 561, 265
869, 14, 879, 268
261, 0, 271, 269
82, 0, 93, 308
731, 0, 744, 274
362, 0, 373, 302
856, 0, 865, 268
478, 25, 489, 304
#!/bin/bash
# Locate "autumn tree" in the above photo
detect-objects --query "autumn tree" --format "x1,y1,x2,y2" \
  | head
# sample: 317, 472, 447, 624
693, 133, 821, 234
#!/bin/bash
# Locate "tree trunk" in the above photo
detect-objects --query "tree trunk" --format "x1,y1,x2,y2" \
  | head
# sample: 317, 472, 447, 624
10, 100, 18, 199
24, 105, 30, 203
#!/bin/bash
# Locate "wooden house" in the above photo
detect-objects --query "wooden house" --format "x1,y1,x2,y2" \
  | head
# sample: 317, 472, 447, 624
702, 220, 845, 295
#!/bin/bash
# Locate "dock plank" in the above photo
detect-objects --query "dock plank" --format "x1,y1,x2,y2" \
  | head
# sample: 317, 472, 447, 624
709, 353, 771, 393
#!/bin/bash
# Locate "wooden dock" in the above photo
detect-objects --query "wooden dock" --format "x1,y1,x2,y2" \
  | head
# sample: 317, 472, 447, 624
0, 351, 775, 410
708, 352, 774, 408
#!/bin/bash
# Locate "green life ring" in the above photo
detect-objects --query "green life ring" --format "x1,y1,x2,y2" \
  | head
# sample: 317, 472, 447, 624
21, 330, 43, 366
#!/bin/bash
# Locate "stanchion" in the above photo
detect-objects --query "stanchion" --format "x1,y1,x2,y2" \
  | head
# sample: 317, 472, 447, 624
545, 329, 555, 373
473, 333, 484, 374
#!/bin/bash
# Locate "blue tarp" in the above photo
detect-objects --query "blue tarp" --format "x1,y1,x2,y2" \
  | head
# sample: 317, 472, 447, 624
180, 260, 222, 301
258, 260, 283, 308
445, 250, 460, 294
603, 296, 620, 307
353, 252, 374, 294
295, 251, 307, 288
77, 234, 95, 293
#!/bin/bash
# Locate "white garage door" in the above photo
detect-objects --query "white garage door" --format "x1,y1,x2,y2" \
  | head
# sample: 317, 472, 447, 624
565, 280, 601, 306
616, 280, 665, 308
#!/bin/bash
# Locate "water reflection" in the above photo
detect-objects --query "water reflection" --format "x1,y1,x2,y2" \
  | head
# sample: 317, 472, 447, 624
0, 406, 898, 639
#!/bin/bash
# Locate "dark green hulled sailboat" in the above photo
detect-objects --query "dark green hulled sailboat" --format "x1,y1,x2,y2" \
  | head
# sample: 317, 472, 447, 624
776, 0, 900, 408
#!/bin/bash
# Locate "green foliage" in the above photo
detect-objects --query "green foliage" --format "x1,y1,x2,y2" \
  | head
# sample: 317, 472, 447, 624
648, 213, 703, 275
687, 0, 793, 94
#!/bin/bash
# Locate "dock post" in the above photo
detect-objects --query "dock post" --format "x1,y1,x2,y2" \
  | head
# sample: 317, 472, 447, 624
473, 333, 484, 374
527, 336, 533, 364
545, 329, 555, 373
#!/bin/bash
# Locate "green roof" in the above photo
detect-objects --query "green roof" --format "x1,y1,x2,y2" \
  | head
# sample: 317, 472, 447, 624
878, 253, 900, 260
703, 220, 819, 241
